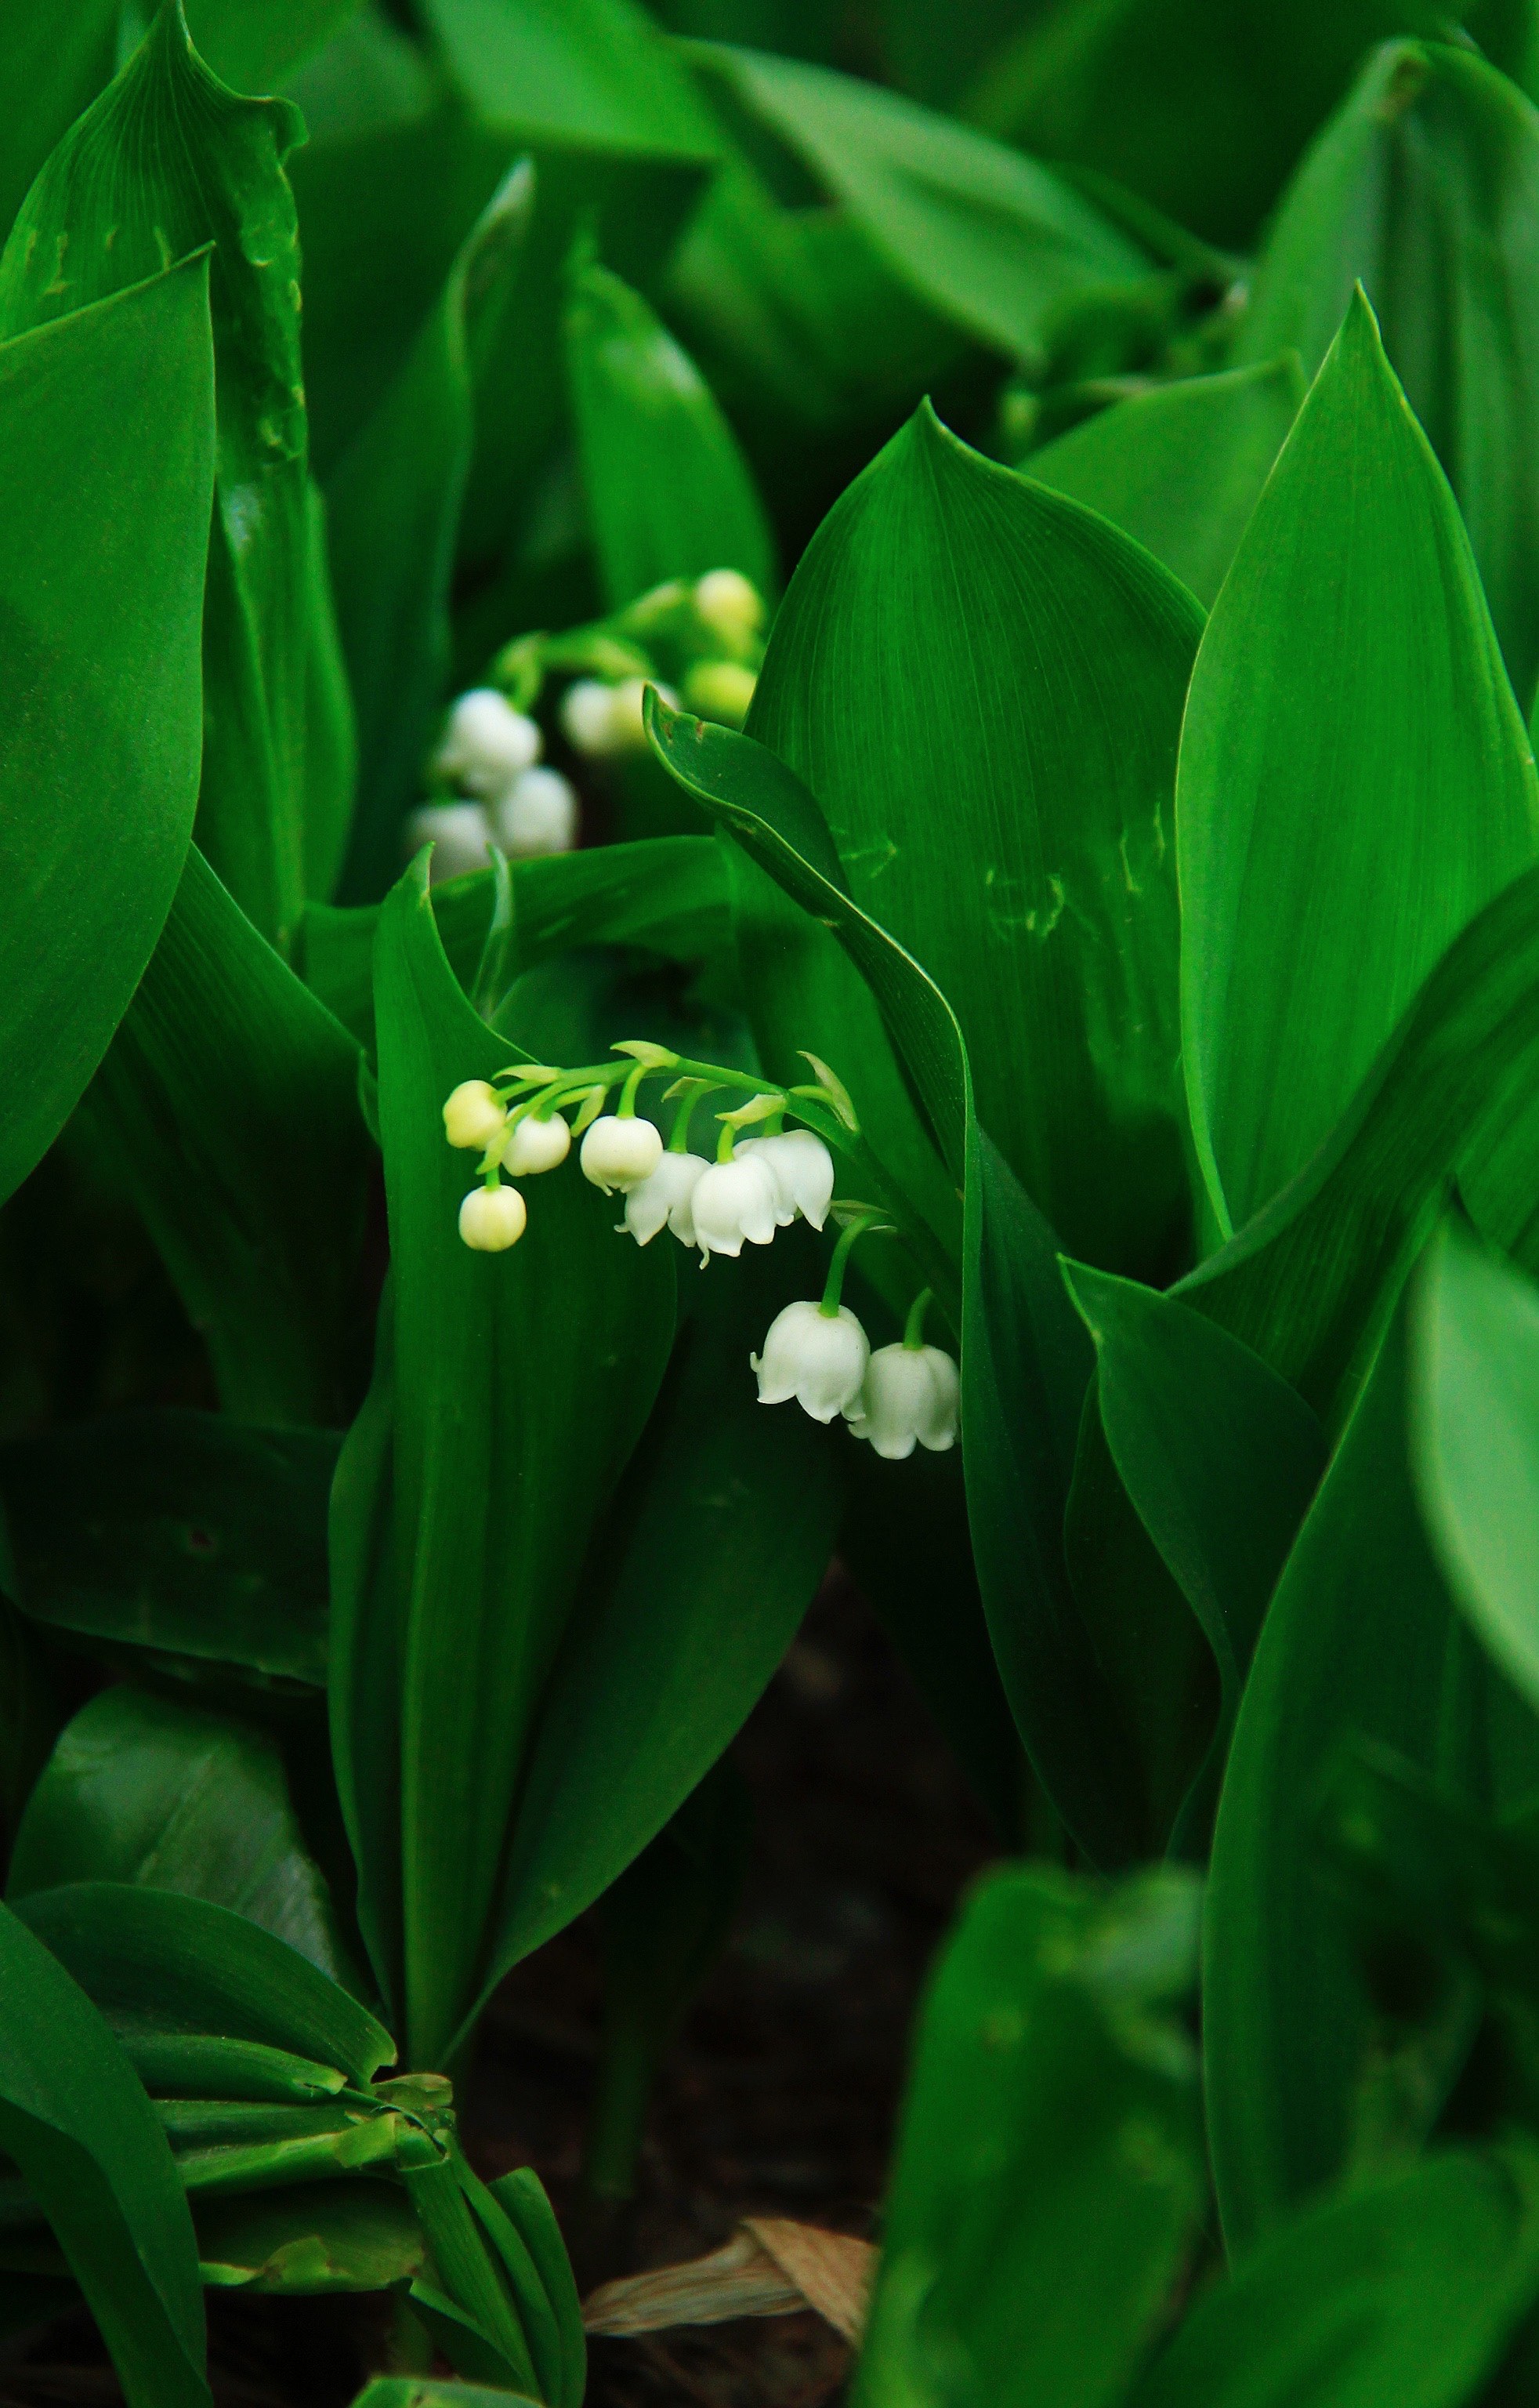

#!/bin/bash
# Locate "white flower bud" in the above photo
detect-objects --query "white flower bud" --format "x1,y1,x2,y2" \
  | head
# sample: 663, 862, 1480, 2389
735, 1131, 835, 1231
458, 1183, 527, 1251
560, 676, 678, 758
580, 1115, 664, 1194
406, 803, 491, 883
501, 1112, 570, 1175
694, 568, 765, 648
490, 766, 579, 858
690, 1151, 780, 1260
443, 1079, 507, 1151
751, 1300, 869, 1423
623, 1151, 708, 1246
845, 1343, 960, 1460
433, 688, 541, 797
683, 659, 757, 728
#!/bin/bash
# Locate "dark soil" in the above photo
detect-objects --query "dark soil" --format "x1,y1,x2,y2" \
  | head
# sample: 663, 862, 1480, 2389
0, 1570, 995, 2408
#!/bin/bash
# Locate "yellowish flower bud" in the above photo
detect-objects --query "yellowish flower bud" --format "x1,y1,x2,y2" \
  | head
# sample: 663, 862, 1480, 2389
444, 1079, 507, 1151
683, 659, 758, 728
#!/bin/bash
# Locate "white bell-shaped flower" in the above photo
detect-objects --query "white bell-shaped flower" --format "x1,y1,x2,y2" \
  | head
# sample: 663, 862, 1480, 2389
623, 1151, 708, 1246
559, 680, 621, 756
501, 1112, 570, 1175
752, 1300, 869, 1423
443, 1079, 507, 1151
690, 1150, 780, 1260
735, 1131, 835, 1231
491, 766, 578, 858
693, 568, 765, 648
458, 1183, 527, 1251
433, 688, 541, 797
845, 1343, 960, 1460
407, 802, 491, 883
580, 1115, 664, 1194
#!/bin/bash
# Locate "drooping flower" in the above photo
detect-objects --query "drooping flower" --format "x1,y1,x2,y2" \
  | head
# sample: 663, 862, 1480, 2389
845, 1344, 960, 1460
683, 659, 757, 728
491, 766, 578, 858
693, 568, 765, 650
580, 1115, 664, 1194
690, 1149, 780, 1260
752, 1300, 869, 1423
433, 688, 541, 796
623, 1151, 708, 1246
458, 1184, 527, 1251
407, 802, 491, 883
735, 1131, 835, 1231
501, 1112, 571, 1176
443, 1079, 508, 1151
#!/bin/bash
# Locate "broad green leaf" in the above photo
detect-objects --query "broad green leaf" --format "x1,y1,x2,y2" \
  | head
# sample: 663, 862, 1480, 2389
1130, 2148, 1539, 2408
962, 0, 1517, 248
197, 2179, 425, 2294
0, 4, 114, 241
565, 244, 775, 612
1204, 1284, 1537, 2248
1024, 358, 1303, 610
1179, 290, 1538, 1235
123, 2034, 347, 2104
1411, 1222, 1539, 1713
0, 1902, 212, 2408
7, 1688, 355, 1986
0, 6, 315, 948
477, 1239, 837, 2012
370, 855, 675, 2065
300, 482, 359, 907
647, 702, 1143, 1866
186, 0, 360, 89
1237, 41, 1539, 711
0, 260, 214, 1209
748, 401, 1202, 1275
306, 834, 730, 1055
88, 847, 372, 1429
696, 45, 1148, 361
16, 1883, 395, 2087
1062, 1265, 1326, 1836
853, 1865, 1203, 2408
1177, 863, 1539, 1428
328, 164, 533, 906
428, 0, 719, 163
0, 1413, 332, 1688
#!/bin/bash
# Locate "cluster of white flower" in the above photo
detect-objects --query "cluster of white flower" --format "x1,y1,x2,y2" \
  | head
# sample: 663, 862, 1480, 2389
409, 690, 579, 881
560, 568, 764, 756
442, 1053, 958, 1462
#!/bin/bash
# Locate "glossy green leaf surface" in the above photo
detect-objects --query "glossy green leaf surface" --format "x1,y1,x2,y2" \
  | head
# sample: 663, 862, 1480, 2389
16, 1884, 394, 2087
481, 1242, 837, 2000
749, 401, 1201, 1276
0, 1413, 331, 1688
1204, 1292, 1535, 2247
565, 245, 775, 611
1130, 2147, 1539, 2408
1024, 359, 1302, 610
428, 0, 718, 165
0, 2, 115, 245
7, 1688, 354, 1986
0, 1901, 212, 2408
1177, 864, 1539, 1429
368, 855, 675, 2064
184, 0, 361, 91
328, 164, 532, 905
1179, 291, 1538, 1235
1412, 1223, 1539, 1713
0, 261, 214, 1209
1063, 1265, 1326, 1831
1238, 41, 1539, 710
89, 847, 372, 1429
0, 6, 314, 948
301, 483, 359, 907
853, 1865, 1203, 2408
697, 45, 1147, 360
